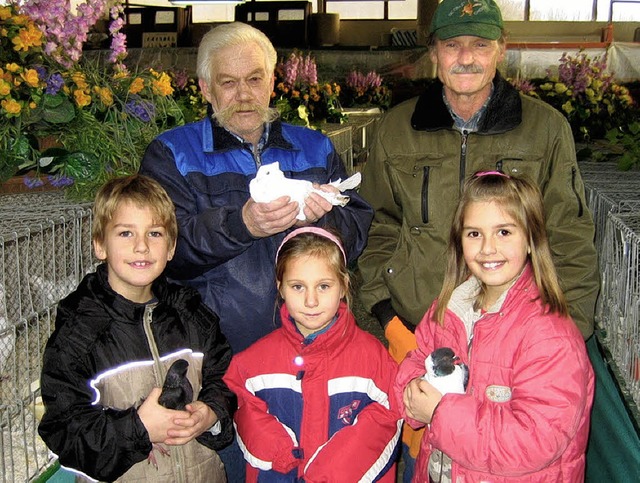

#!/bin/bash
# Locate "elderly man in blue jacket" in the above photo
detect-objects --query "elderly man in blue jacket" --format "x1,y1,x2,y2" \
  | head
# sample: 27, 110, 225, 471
140, 21, 373, 482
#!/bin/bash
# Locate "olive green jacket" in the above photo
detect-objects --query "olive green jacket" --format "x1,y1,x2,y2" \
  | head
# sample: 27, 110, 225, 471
358, 72, 599, 339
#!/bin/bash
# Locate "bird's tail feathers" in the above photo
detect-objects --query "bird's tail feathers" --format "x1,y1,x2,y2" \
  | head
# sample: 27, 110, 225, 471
330, 172, 362, 192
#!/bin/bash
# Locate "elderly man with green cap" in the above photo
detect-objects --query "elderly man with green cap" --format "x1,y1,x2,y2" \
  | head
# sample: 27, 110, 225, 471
358, 0, 599, 480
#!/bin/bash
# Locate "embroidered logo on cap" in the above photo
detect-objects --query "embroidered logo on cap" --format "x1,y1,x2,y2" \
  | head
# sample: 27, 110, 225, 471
462, 1, 483, 17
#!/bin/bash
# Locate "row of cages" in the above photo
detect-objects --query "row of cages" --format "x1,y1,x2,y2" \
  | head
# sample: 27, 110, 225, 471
0, 159, 636, 480
580, 162, 640, 413
0, 192, 95, 482
0, 118, 378, 481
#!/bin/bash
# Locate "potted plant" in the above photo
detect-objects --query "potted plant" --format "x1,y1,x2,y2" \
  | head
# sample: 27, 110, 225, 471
272, 50, 346, 127
0, 1, 206, 200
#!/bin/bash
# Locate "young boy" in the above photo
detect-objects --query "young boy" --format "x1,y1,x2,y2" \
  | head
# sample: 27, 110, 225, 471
38, 174, 235, 482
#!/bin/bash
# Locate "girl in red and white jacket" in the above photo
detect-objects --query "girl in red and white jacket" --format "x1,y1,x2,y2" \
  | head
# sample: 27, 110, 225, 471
396, 172, 594, 483
224, 227, 402, 482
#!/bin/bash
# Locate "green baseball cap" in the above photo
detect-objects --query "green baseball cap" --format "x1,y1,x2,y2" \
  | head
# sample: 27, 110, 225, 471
430, 0, 504, 41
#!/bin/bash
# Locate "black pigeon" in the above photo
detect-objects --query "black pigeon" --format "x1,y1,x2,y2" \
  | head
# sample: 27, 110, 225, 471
423, 347, 469, 394
158, 359, 193, 410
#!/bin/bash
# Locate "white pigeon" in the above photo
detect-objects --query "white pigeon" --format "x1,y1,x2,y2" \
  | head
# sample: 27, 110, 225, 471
249, 162, 362, 220
422, 347, 469, 395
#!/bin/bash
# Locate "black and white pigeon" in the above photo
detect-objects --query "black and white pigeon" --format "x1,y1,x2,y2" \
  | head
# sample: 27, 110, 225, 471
158, 358, 193, 410
422, 347, 469, 395
148, 359, 193, 469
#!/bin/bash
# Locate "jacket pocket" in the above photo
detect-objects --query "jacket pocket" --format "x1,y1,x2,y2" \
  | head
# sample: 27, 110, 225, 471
388, 154, 445, 227
571, 166, 584, 217
495, 158, 543, 180
421, 166, 430, 224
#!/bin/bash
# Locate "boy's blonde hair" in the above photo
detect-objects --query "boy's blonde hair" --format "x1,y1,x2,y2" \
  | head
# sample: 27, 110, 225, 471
92, 174, 178, 248
434, 172, 568, 323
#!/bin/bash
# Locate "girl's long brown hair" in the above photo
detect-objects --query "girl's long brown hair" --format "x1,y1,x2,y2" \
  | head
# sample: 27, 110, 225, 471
434, 173, 569, 324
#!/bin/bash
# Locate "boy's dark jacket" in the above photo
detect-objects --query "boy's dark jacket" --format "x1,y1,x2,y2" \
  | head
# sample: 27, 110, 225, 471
38, 263, 235, 482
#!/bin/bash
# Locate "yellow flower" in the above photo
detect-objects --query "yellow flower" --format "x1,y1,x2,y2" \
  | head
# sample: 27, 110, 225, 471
297, 105, 310, 127
71, 72, 88, 89
540, 82, 553, 91
554, 83, 568, 94
561, 100, 574, 114
12, 13, 30, 26
22, 68, 40, 87
2, 97, 22, 115
0, 79, 11, 96
12, 23, 43, 52
129, 77, 145, 94
74, 89, 91, 107
151, 71, 173, 96
6, 63, 21, 73
93, 86, 114, 106
0, 6, 12, 21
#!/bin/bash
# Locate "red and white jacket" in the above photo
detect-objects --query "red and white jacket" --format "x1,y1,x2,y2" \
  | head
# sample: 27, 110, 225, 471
396, 264, 594, 482
224, 301, 402, 482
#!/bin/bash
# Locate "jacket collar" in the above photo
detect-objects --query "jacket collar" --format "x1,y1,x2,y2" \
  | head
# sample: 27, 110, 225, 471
91, 263, 173, 323
411, 71, 522, 134
202, 115, 294, 153
279, 300, 355, 352
447, 263, 536, 340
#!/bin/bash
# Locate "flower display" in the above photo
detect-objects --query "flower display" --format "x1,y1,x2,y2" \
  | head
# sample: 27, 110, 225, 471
272, 50, 346, 126
340, 69, 391, 110
0, 1, 199, 199
511, 51, 635, 142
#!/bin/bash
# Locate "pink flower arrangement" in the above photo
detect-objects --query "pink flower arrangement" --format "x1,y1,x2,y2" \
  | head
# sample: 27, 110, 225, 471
273, 50, 345, 125
510, 51, 635, 141
340, 69, 391, 110
16, 0, 127, 70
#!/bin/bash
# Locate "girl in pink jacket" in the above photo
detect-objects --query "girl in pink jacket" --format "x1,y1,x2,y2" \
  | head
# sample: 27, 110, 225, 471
396, 172, 594, 482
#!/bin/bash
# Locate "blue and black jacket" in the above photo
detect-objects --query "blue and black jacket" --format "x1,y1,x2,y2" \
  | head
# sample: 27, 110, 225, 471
140, 117, 373, 353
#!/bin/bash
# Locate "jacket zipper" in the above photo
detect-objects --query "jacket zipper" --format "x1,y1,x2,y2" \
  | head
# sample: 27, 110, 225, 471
571, 167, 584, 217
459, 130, 469, 190
253, 145, 262, 168
421, 166, 430, 223
142, 305, 188, 483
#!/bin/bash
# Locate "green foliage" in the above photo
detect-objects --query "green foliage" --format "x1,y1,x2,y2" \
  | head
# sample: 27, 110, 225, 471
607, 122, 640, 171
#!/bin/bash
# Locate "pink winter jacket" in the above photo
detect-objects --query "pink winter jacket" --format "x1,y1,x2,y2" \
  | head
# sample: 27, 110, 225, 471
395, 265, 594, 482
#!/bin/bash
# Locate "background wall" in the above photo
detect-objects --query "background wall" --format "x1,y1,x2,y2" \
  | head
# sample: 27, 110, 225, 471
335, 20, 640, 46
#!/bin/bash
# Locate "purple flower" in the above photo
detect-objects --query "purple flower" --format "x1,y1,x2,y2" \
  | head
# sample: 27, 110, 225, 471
47, 175, 75, 187
510, 78, 536, 95
46, 73, 65, 95
23, 176, 45, 189
125, 97, 155, 122
172, 69, 189, 90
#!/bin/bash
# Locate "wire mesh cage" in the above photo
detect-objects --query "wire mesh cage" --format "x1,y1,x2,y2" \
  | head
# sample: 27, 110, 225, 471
325, 124, 353, 174
599, 213, 640, 409
0, 192, 95, 482
585, 188, 640, 255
